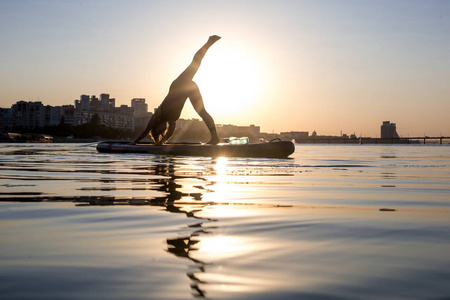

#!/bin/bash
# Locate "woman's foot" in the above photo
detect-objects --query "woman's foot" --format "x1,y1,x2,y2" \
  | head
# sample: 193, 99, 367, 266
207, 137, 220, 145
208, 35, 221, 44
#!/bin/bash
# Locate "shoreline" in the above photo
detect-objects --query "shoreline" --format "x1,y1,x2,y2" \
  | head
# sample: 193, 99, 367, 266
1, 132, 449, 145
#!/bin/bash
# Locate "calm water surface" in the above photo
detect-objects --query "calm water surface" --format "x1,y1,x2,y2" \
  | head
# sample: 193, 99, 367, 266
0, 143, 449, 299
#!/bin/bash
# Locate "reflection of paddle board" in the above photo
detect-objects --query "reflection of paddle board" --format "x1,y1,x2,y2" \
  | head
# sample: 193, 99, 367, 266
97, 140, 295, 158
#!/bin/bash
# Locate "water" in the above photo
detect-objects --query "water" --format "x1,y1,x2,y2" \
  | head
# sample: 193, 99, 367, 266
0, 143, 449, 299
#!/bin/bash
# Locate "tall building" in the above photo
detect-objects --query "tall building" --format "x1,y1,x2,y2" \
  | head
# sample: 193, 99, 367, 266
131, 98, 151, 130
45, 105, 62, 126
0, 108, 13, 132
74, 94, 133, 130
100, 93, 114, 111
11, 101, 46, 128
381, 121, 400, 139
90, 95, 99, 111
4, 101, 65, 130
61, 105, 75, 125
113, 105, 134, 130
131, 98, 147, 118
80, 95, 90, 110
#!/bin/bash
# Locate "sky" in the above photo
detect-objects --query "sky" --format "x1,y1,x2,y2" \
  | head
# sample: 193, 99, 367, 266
1, 0, 449, 137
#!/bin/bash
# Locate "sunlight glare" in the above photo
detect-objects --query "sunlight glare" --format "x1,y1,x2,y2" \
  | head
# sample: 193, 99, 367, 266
195, 45, 264, 118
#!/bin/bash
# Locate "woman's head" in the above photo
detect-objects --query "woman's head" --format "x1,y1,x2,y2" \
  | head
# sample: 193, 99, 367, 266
151, 121, 168, 144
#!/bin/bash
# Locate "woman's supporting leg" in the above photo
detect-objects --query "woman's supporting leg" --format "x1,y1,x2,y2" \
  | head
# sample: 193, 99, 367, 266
188, 82, 220, 144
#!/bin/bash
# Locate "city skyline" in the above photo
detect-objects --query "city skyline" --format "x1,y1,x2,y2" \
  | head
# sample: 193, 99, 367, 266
1, 0, 449, 137
0, 95, 405, 138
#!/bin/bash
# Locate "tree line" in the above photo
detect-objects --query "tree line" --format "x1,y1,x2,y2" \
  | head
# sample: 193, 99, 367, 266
7, 114, 260, 143
11, 114, 138, 140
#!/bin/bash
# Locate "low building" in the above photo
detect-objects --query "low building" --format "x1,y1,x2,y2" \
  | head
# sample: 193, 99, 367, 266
280, 131, 308, 142
217, 124, 260, 141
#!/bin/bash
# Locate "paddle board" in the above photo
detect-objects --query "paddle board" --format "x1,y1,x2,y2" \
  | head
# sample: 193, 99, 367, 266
96, 140, 295, 158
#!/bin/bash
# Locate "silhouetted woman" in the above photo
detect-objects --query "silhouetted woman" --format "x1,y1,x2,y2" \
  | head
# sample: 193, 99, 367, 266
132, 35, 221, 145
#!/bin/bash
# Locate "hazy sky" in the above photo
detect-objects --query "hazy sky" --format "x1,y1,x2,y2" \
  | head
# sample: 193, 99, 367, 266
1, 0, 449, 136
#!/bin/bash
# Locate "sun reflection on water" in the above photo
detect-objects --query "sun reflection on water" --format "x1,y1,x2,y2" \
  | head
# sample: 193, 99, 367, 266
196, 235, 248, 259
206, 157, 231, 203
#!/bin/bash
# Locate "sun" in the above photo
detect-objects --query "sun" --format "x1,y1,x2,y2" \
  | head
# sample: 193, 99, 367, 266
194, 45, 264, 120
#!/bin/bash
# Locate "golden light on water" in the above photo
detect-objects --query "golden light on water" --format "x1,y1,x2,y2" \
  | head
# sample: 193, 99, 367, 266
204, 157, 230, 203
203, 157, 266, 204
196, 236, 247, 259
213, 157, 228, 176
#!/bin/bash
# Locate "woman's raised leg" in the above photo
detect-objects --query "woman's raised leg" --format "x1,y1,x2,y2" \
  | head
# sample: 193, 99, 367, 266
176, 35, 221, 83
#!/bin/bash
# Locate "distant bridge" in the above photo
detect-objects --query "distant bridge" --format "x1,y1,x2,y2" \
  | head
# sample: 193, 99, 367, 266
362, 136, 450, 144
295, 136, 450, 144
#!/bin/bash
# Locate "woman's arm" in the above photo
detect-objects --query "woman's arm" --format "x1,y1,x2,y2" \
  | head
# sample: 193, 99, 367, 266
160, 121, 176, 144
130, 111, 159, 144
